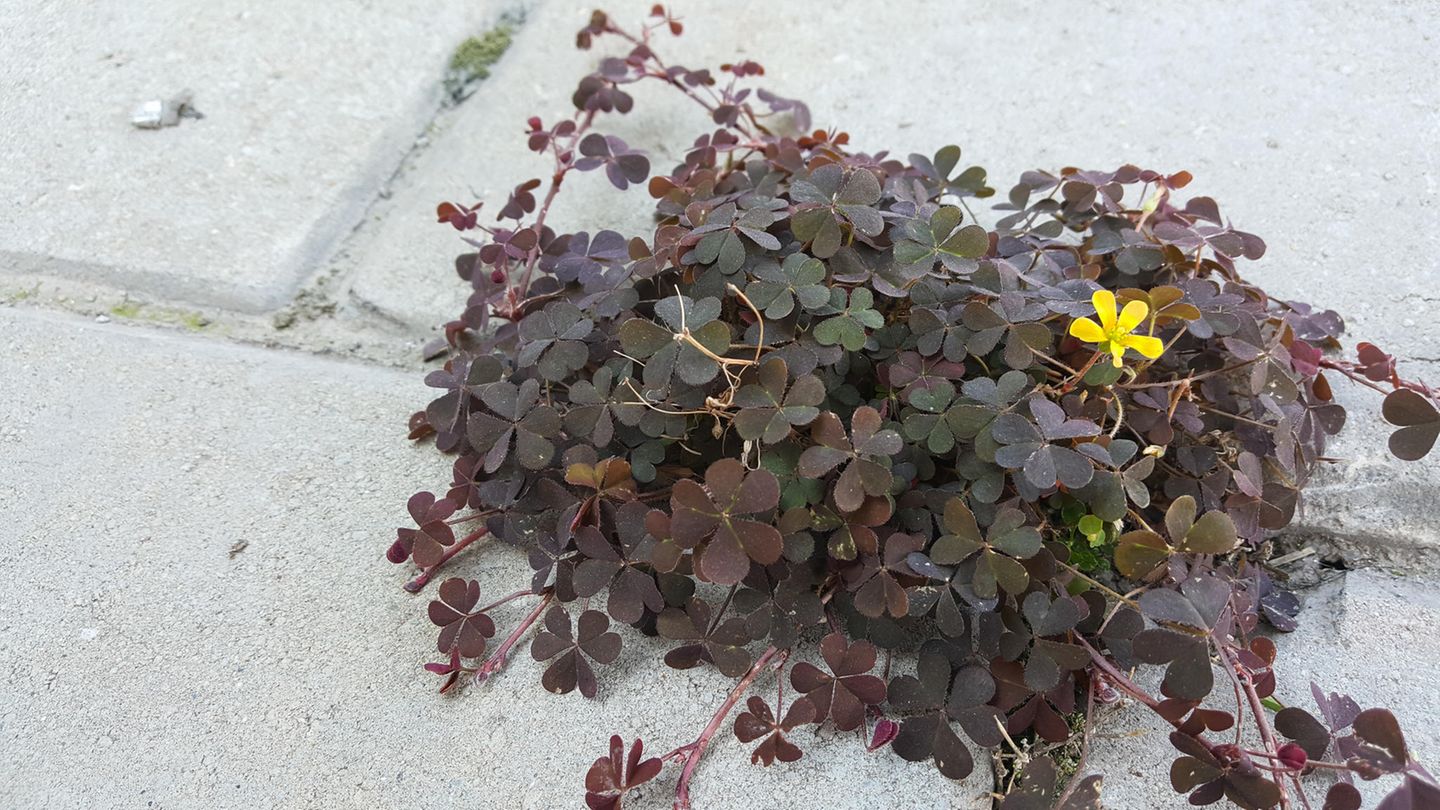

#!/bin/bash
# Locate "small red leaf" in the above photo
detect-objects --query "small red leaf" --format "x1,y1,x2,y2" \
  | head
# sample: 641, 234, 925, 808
867, 718, 899, 751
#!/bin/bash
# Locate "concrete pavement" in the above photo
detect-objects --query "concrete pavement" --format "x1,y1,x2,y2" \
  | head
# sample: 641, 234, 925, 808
3, 1, 1439, 807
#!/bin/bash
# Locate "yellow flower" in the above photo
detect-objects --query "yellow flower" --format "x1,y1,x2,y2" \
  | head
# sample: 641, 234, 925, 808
1069, 290, 1165, 368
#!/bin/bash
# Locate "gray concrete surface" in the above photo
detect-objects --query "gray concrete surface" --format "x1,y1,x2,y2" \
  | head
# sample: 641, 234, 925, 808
2, 312, 1434, 810
4, 1, 1440, 808
338, 0, 1440, 557
0, 0, 522, 312
0, 310, 989, 810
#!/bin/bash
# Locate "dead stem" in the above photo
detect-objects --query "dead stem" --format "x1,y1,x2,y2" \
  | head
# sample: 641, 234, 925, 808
726, 282, 765, 367
1057, 560, 1137, 607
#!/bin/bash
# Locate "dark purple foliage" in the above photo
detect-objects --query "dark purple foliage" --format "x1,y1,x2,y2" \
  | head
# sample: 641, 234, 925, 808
387, 7, 1436, 809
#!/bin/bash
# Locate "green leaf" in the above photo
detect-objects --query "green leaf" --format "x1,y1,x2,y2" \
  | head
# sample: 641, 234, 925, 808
813, 316, 864, 350
1083, 361, 1123, 387
1181, 510, 1238, 554
940, 224, 988, 259
618, 317, 672, 357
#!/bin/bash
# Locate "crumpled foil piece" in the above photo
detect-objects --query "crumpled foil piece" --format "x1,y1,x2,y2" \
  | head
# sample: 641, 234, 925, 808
131, 89, 204, 129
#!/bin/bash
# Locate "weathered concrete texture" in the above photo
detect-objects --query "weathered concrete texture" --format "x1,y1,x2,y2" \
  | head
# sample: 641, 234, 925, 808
0, 0, 524, 313
1085, 569, 1440, 808
1290, 386, 1440, 570
0, 310, 988, 810
3, 311, 1432, 809
343, 0, 1440, 559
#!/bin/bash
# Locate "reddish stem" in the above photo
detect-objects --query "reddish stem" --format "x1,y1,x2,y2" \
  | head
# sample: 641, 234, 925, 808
1319, 357, 1436, 400
512, 108, 597, 297
1218, 645, 1291, 809
1058, 351, 1103, 394
1249, 751, 1352, 771
667, 646, 787, 809
1076, 636, 1165, 716
474, 591, 554, 684
476, 588, 537, 614
1077, 636, 1229, 761
444, 510, 492, 526
1080, 635, 1311, 808
404, 526, 490, 593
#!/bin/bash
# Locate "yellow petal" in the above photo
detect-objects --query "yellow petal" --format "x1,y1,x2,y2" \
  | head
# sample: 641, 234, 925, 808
1068, 317, 1106, 344
1120, 334, 1166, 359
1091, 289, 1117, 331
1117, 300, 1150, 334
1109, 343, 1126, 367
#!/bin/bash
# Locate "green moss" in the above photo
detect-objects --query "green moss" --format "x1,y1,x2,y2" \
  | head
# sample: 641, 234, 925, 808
4, 285, 39, 303
179, 311, 209, 331
109, 301, 210, 331
110, 301, 144, 319
1049, 711, 1091, 793
446, 24, 514, 100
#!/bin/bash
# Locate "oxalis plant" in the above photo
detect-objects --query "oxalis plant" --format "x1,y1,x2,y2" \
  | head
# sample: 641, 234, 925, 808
390, 8, 1440, 810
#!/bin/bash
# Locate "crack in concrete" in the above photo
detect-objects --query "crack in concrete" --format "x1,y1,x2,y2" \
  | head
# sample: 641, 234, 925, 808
272, 5, 533, 339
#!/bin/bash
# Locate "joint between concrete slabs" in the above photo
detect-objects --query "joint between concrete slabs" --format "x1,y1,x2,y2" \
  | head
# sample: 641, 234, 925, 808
0, 305, 419, 382
1, 0, 539, 319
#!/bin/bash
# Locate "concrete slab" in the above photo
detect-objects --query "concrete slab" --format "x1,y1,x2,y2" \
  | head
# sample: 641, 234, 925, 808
0, 310, 988, 809
343, 0, 1440, 560
1084, 569, 1440, 808
0, 0, 522, 313
3, 311, 1433, 810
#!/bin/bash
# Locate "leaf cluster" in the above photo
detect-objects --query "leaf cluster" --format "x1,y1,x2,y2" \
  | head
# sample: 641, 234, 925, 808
394, 8, 1438, 810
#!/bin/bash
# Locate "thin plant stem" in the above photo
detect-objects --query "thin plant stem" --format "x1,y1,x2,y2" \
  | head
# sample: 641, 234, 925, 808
1059, 351, 1103, 393
1057, 560, 1138, 607
1107, 390, 1127, 438
1053, 676, 1099, 806
1031, 349, 1081, 376
475, 588, 538, 615
726, 282, 765, 367
1126, 508, 1158, 535
444, 510, 494, 526
1218, 644, 1291, 809
404, 526, 490, 593
1120, 357, 1261, 389
1196, 402, 1276, 431
474, 591, 554, 684
1129, 324, 1189, 376
668, 646, 788, 809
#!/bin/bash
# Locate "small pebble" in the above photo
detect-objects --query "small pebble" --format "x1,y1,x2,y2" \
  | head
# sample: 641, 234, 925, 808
95, 315, 111, 324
